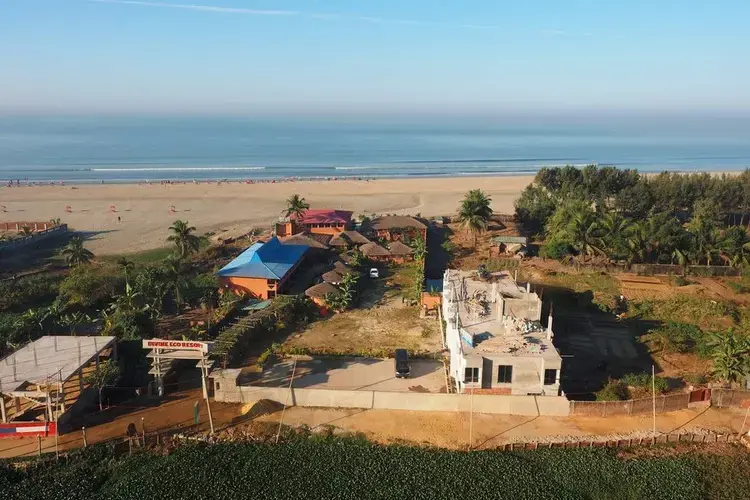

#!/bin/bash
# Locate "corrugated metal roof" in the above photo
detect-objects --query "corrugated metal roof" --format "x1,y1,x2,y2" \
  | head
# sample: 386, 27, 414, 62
217, 237, 308, 280
490, 235, 529, 244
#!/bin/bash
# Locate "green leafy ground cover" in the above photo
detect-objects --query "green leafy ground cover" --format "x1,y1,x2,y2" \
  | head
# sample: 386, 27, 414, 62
1, 440, 748, 500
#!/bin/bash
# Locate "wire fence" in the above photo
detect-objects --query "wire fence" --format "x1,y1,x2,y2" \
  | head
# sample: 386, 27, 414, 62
570, 393, 691, 417
496, 432, 742, 451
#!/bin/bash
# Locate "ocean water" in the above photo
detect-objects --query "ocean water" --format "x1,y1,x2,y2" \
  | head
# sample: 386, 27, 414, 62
1, 115, 750, 183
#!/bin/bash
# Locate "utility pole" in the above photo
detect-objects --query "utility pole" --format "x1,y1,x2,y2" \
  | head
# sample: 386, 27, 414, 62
202, 362, 215, 434
276, 359, 297, 444
468, 387, 474, 450
651, 365, 657, 439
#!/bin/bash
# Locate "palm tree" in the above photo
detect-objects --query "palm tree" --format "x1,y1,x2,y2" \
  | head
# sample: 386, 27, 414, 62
598, 213, 631, 261
20, 226, 33, 237
162, 257, 190, 309
166, 220, 200, 259
720, 226, 750, 268
284, 194, 310, 220
547, 201, 603, 261
457, 189, 493, 245
61, 236, 94, 267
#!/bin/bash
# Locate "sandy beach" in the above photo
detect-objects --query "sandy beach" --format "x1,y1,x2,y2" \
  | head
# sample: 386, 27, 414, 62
0, 176, 532, 255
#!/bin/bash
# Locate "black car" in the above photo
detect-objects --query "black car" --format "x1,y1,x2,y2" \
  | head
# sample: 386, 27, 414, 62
394, 349, 411, 378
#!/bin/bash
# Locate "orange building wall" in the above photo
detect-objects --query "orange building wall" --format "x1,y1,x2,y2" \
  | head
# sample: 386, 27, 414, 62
219, 276, 277, 300
304, 223, 347, 235
421, 292, 441, 310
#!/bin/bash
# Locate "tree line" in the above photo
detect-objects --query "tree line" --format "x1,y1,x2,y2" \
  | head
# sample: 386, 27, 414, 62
515, 166, 750, 266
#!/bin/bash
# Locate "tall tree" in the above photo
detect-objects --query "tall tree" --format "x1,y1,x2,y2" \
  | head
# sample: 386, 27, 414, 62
284, 194, 310, 220
166, 220, 200, 259
545, 199, 603, 260
85, 359, 120, 411
61, 236, 94, 267
411, 234, 427, 263
457, 189, 493, 245
598, 213, 632, 261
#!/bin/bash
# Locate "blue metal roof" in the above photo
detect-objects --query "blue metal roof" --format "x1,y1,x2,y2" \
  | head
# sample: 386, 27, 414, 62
217, 237, 308, 280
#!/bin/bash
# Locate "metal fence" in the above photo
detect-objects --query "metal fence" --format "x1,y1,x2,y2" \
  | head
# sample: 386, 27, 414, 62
570, 392, 691, 417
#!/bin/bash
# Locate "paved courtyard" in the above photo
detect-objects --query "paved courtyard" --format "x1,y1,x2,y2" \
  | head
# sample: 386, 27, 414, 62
244, 358, 447, 393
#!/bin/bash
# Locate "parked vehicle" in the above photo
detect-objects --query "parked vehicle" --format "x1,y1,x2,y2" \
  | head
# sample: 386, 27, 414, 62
394, 349, 410, 378
369, 268, 379, 278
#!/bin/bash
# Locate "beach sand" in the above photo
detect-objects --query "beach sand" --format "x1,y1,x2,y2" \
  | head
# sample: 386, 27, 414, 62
0, 176, 533, 255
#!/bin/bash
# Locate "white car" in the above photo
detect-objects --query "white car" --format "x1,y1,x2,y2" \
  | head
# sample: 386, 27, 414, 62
369, 268, 379, 279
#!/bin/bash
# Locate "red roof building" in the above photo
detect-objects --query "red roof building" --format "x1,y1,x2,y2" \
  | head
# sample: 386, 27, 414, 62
276, 209, 353, 237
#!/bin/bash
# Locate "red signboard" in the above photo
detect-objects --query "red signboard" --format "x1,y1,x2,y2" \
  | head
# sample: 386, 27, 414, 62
142, 339, 211, 353
0, 422, 57, 438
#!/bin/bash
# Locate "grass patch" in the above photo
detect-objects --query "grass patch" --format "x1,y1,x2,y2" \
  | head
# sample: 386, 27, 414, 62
524, 270, 621, 312
630, 296, 737, 331
386, 264, 420, 302
101, 246, 175, 265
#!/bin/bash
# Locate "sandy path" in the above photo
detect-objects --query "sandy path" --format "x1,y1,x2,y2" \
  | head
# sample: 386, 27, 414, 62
0, 176, 532, 255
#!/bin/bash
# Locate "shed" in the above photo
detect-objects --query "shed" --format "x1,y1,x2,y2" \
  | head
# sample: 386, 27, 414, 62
360, 242, 391, 258
388, 240, 414, 256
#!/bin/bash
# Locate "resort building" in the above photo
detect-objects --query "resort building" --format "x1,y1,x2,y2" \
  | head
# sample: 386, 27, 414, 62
370, 215, 427, 243
275, 209, 353, 237
442, 269, 563, 396
328, 230, 371, 249
217, 237, 308, 299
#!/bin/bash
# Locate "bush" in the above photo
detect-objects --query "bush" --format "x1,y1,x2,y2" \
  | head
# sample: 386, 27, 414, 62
59, 265, 123, 307
595, 380, 629, 401
540, 238, 572, 260
640, 321, 706, 355
620, 372, 669, 393
0, 274, 63, 311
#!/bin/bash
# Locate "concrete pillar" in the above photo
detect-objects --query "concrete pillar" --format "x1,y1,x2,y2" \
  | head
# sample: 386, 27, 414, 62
0, 397, 6, 423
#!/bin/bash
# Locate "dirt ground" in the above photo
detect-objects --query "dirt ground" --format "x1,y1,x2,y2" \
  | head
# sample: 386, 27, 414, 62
448, 215, 523, 270
0, 388, 243, 458
284, 271, 443, 355
258, 406, 748, 450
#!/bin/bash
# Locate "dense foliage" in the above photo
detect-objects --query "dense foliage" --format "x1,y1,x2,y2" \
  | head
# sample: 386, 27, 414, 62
1, 441, 748, 500
516, 166, 750, 267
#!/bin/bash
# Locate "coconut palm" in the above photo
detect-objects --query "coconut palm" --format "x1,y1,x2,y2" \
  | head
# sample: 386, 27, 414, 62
166, 220, 200, 259
720, 226, 750, 268
598, 212, 631, 261
284, 194, 310, 220
61, 236, 94, 267
161, 256, 190, 309
546, 200, 603, 261
457, 189, 493, 245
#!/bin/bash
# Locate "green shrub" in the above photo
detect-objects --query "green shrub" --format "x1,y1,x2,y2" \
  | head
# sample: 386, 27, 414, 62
595, 380, 629, 401
59, 265, 123, 307
620, 372, 669, 393
540, 238, 572, 260
0, 274, 63, 312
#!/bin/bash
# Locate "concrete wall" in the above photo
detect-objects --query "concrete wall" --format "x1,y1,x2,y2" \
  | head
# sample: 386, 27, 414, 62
214, 384, 571, 416
0, 224, 68, 254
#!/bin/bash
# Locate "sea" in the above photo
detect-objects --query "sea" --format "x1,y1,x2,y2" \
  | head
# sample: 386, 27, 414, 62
1, 114, 750, 184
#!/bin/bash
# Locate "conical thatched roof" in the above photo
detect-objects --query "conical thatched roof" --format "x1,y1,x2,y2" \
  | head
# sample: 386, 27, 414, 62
322, 269, 345, 283
305, 282, 340, 299
388, 240, 414, 255
329, 230, 371, 247
360, 242, 391, 257
280, 232, 331, 249
333, 260, 352, 273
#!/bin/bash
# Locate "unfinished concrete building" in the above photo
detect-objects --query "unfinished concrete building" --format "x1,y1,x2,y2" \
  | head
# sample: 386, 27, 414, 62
442, 269, 563, 395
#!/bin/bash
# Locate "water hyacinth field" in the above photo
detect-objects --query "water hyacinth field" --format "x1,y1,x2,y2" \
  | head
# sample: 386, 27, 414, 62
1, 438, 748, 500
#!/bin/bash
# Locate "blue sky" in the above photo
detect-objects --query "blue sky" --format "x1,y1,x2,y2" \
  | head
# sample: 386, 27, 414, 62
1, 0, 749, 115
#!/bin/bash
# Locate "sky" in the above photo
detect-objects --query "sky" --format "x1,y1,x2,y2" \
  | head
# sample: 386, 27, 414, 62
1, 0, 750, 115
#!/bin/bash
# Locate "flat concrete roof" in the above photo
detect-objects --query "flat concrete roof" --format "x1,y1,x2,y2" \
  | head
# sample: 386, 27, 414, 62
243, 358, 446, 393
444, 270, 559, 360
0, 336, 116, 392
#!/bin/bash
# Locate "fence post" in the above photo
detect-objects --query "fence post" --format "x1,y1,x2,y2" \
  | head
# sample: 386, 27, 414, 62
603, 401, 607, 417
82, 427, 87, 448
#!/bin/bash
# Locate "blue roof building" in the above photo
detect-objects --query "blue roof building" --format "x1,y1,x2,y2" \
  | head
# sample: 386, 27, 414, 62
217, 237, 308, 281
